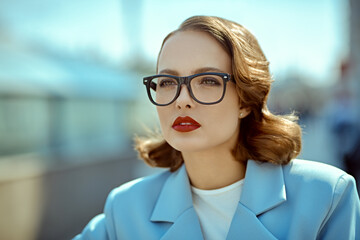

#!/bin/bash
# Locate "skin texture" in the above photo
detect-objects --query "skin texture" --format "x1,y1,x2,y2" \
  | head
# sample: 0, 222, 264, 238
157, 30, 249, 190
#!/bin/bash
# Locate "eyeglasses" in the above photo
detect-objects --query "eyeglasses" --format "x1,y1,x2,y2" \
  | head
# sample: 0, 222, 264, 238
143, 72, 234, 106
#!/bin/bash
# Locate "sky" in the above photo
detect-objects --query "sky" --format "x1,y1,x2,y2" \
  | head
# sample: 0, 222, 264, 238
0, 0, 348, 85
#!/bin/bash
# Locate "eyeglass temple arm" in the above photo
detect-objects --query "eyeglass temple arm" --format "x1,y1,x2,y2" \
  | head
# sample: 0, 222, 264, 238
149, 81, 157, 91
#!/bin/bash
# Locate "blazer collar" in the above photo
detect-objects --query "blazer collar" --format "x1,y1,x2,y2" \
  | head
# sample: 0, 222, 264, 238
150, 160, 286, 239
225, 160, 286, 239
151, 164, 193, 222
240, 160, 287, 215
150, 165, 204, 239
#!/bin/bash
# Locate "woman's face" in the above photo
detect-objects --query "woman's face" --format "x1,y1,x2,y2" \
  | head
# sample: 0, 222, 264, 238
157, 30, 241, 153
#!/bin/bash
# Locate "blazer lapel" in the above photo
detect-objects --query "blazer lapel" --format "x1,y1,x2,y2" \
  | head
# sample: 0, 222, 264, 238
159, 207, 203, 240
150, 165, 203, 240
226, 160, 287, 240
150, 160, 286, 240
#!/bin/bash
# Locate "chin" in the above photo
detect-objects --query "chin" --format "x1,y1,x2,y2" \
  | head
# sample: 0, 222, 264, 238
166, 138, 210, 153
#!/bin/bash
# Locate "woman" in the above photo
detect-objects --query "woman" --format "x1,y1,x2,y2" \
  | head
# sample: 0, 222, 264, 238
75, 16, 360, 240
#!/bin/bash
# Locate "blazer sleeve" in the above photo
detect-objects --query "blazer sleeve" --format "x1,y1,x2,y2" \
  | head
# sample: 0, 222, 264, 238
318, 174, 360, 239
73, 189, 118, 240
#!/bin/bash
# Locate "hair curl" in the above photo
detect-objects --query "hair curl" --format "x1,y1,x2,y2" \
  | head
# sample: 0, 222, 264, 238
135, 16, 301, 172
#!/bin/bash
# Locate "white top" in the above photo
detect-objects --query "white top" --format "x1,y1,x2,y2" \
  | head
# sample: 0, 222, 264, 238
191, 179, 244, 240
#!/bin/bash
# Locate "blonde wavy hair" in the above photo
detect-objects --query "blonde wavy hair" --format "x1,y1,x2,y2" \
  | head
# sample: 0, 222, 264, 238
135, 16, 301, 172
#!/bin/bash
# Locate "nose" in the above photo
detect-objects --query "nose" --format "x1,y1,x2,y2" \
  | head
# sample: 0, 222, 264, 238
175, 85, 194, 109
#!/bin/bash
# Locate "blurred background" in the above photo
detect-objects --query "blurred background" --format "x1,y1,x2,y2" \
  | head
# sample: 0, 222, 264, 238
0, 0, 359, 239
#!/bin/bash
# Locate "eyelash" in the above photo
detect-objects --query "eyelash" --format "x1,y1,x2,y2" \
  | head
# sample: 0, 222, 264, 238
159, 79, 177, 87
199, 78, 221, 85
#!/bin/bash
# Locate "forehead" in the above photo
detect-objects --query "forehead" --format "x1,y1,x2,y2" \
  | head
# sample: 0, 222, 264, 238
158, 31, 231, 75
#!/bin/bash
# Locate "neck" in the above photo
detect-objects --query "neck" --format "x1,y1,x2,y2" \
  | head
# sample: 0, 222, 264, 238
182, 147, 246, 190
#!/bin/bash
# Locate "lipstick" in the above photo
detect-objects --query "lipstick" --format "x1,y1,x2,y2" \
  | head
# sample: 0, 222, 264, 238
172, 116, 201, 132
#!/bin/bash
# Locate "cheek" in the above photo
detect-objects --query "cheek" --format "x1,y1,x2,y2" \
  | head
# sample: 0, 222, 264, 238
156, 107, 171, 134
207, 105, 239, 135
207, 90, 240, 134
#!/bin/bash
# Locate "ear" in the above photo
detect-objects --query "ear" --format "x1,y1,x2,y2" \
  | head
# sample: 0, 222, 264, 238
238, 107, 251, 119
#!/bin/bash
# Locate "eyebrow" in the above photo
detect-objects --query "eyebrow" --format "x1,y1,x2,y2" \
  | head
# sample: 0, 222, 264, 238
158, 67, 226, 76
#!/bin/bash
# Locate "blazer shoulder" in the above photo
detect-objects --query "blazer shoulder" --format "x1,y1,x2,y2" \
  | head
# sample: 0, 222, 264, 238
108, 169, 171, 202
281, 159, 358, 209
103, 168, 172, 219
75, 170, 173, 239
282, 160, 360, 239
284, 159, 348, 185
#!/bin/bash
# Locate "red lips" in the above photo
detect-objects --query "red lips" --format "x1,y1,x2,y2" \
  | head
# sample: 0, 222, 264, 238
172, 116, 201, 132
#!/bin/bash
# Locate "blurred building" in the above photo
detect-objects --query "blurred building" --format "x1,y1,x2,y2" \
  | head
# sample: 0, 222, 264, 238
0, 26, 145, 239
342, 0, 360, 189
349, 0, 360, 116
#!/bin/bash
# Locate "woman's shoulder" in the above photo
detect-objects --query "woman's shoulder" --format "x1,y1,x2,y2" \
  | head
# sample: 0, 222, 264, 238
279, 159, 360, 239
74, 169, 174, 239
284, 159, 348, 182
105, 169, 172, 209
282, 159, 356, 198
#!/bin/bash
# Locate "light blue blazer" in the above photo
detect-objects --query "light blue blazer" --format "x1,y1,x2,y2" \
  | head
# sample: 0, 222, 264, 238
74, 160, 360, 240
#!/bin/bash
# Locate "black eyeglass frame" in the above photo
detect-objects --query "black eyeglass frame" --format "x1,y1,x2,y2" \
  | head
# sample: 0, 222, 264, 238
143, 72, 234, 106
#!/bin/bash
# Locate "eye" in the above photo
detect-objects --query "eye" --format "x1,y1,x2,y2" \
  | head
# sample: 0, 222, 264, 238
159, 78, 177, 87
200, 77, 221, 86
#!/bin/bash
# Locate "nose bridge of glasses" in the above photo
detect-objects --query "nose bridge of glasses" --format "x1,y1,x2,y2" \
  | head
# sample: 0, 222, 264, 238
177, 79, 192, 101
178, 76, 192, 93
178, 76, 190, 85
